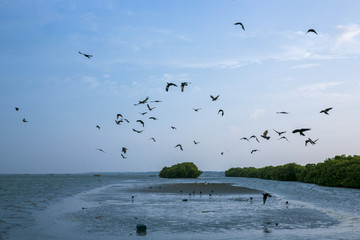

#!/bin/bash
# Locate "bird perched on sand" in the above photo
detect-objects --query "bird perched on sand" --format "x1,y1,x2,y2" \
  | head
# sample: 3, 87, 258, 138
210, 95, 220, 101
15, 107, 19, 111
251, 149, 259, 154
149, 138, 156, 142
132, 129, 144, 133
134, 97, 149, 106
249, 135, 260, 143
320, 107, 333, 115
261, 130, 270, 140
147, 104, 156, 111
234, 22, 245, 31
78, 51, 93, 59
175, 144, 183, 151
136, 120, 145, 127
193, 108, 202, 112
165, 82, 178, 92
96, 125, 100, 130
240, 137, 249, 141
97, 148, 105, 153
180, 82, 190, 92
22, 118, 28, 123
305, 138, 319, 146
276, 111, 289, 114
292, 128, 311, 136
278, 136, 289, 142
273, 129, 286, 136
263, 193, 272, 204
218, 109, 224, 116
306, 29, 317, 35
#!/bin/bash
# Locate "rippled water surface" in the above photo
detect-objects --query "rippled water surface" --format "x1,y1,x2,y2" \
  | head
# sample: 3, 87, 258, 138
1, 172, 359, 240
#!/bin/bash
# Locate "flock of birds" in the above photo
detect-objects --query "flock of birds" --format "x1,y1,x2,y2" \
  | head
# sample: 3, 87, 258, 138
14, 23, 332, 161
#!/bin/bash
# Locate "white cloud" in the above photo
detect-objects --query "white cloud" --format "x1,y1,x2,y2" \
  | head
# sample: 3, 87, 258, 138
81, 76, 101, 89
296, 82, 343, 92
250, 108, 265, 119
335, 23, 360, 47
291, 63, 320, 69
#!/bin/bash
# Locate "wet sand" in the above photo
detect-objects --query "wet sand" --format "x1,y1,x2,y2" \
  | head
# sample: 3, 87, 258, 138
132, 183, 263, 195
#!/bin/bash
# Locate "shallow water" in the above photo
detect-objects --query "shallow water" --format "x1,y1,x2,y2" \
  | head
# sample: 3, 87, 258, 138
1, 172, 360, 239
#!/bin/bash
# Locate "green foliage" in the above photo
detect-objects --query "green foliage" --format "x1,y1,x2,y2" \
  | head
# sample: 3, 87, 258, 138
159, 162, 203, 178
225, 155, 360, 188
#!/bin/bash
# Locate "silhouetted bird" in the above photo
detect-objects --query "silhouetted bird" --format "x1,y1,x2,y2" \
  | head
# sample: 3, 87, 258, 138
180, 82, 190, 92
140, 112, 147, 115
134, 97, 149, 106
306, 29, 317, 35
136, 120, 145, 127
121, 154, 127, 159
116, 114, 123, 119
193, 140, 199, 144
251, 149, 259, 154
249, 135, 260, 143
320, 107, 333, 115
122, 147, 127, 154
261, 130, 270, 140
234, 22, 245, 31
115, 120, 122, 125
193, 108, 202, 112
123, 119, 130, 123
15, 107, 19, 111
96, 125, 100, 130
175, 144, 183, 151
149, 117, 158, 120
78, 51, 93, 59
151, 100, 162, 103
132, 129, 144, 133
171, 126, 176, 130
263, 193, 272, 204
278, 136, 289, 142
165, 82, 178, 92
292, 128, 311, 136
305, 138, 319, 146
147, 104, 156, 111
276, 111, 289, 114
22, 118, 28, 123
210, 95, 220, 101
97, 148, 105, 153
149, 138, 156, 142
240, 137, 249, 141
273, 129, 286, 136
218, 109, 224, 116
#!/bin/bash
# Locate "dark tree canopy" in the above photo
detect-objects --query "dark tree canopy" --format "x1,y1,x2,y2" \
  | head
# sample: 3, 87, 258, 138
159, 162, 203, 178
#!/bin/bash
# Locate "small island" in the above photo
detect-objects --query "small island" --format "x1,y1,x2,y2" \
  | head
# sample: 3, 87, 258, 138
159, 162, 203, 178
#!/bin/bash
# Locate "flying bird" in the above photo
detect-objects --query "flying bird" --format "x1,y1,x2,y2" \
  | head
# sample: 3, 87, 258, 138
261, 130, 270, 140
234, 22, 245, 31
273, 129, 286, 136
193, 140, 199, 144
171, 126, 177, 130
165, 82, 178, 92
263, 193, 272, 204
140, 112, 147, 115
276, 112, 289, 114
116, 114, 123, 119
136, 120, 145, 127
193, 108, 202, 112
151, 100, 162, 103
292, 128, 311, 136
218, 109, 224, 116
122, 147, 127, 154
97, 148, 105, 153
180, 82, 190, 92
96, 125, 100, 130
132, 129, 144, 133
121, 154, 127, 159
15, 107, 19, 111
123, 119, 130, 123
115, 120, 123, 125
149, 138, 156, 142
210, 95, 220, 101
249, 135, 260, 143
134, 97, 149, 106
306, 29, 317, 35
320, 107, 333, 115
149, 117, 158, 120
240, 137, 249, 141
78, 51, 93, 59
22, 118, 28, 123
278, 136, 289, 142
175, 144, 183, 151
305, 138, 319, 146
147, 104, 156, 111
251, 149, 259, 154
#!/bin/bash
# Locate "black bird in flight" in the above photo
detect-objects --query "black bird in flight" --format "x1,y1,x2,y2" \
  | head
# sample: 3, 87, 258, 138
234, 22, 245, 31
149, 138, 156, 142
278, 136, 289, 142
218, 109, 224, 116
263, 193, 272, 204
193, 108, 202, 112
276, 111, 289, 114
180, 82, 190, 92
115, 120, 122, 125
140, 112, 147, 115
175, 144, 183, 151
251, 149, 259, 154
121, 154, 127, 159
134, 97, 149, 106
123, 119, 130, 123
78, 51, 93, 59
97, 148, 105, 153
273, 129, 286, 136
305, 138, 318, 146
193, 140, 199, 144
149, 117, 158, 120
320, 107, 333, 115
210, 95, 220, 101
96, 125, 100, 130
147, 104, 156, 111
122, 147, 127, 154
165, 82, 178, 92
136, 120, 145, 127
306, 29, 317, 35
151, 100, 162, 103
132, 128, 144, 133
292, 128, 311, 136
240, 137, 249, 141
261, 130, 270, 140
15, 107, 19, 111
171, 126, 177, 130
22, 118, 28, 123
249, 135, 260, 143
116, 113, 123, 119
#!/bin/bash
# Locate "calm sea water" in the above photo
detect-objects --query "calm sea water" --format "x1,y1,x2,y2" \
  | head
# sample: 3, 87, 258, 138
1, 172, 359, 240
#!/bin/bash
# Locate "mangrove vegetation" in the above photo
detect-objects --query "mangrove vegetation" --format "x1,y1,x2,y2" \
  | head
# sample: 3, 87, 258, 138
159, 162, 203, 178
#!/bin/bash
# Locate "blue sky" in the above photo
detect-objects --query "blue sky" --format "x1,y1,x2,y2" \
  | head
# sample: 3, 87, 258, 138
1, 0, 360, 173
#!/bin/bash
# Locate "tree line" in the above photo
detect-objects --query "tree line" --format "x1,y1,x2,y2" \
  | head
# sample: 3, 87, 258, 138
225, 155, 360, 188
